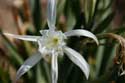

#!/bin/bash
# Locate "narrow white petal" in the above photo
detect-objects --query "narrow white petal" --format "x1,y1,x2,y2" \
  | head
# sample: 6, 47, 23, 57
64, 29, 99, 45
47, 0, 56, 30
120, 71, 125, 76
4, 33, 40, 42
15, 52, 42, 81
51, 52, 58, 83
63, 46, 90, 79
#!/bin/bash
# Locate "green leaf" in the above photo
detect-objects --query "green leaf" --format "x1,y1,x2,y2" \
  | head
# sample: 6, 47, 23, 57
57, 0, 66, 16
1, 34, 23, 65
0, 67, 11, 83
36, 64, 46, 83
95, 39, 106, 77
93, 12, 114, 34
84, 0, 97, 24
32, 0, 42, 33
41, 61, 51, 83
64, 0, 76, 30
82, 0, 100, 30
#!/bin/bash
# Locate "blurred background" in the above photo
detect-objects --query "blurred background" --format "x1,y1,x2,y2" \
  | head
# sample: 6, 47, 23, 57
0, 0, 125, 83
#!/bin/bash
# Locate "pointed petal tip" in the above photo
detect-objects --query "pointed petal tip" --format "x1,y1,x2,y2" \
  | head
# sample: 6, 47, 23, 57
83, 62, 90, 79
95, 38, 99, 46
3, 33, 40, 42
4, 33, 12, 36
85, 67, 90, 79
14, 74, 20, 83
120, 71, 125, 76
64, 29, 99, 45
63, 46, 90, 80
14, 52, 42, 82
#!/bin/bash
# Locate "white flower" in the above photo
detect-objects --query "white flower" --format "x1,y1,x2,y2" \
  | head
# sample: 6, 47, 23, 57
4, 0, 99, 83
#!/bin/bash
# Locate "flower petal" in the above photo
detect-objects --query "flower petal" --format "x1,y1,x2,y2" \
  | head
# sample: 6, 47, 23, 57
15, 52, 42, 81
47, 0, 56, 30
120, 71, 125, 76
63, 46, 90, 79
51, 52, 58, 83
64, 29, 99, 45
4, 33, 40, 42
39, 30, 49, 35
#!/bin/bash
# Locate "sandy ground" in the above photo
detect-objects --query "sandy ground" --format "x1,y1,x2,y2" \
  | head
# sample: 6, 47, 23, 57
0, 0, 18, 33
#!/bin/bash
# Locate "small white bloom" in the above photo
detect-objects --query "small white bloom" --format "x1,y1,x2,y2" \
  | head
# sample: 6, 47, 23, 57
38, 30, 66, 56
4, 0, 99, 83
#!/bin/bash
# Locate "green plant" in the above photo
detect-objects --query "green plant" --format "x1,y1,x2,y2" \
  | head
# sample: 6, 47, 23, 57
0, 0, 125, 83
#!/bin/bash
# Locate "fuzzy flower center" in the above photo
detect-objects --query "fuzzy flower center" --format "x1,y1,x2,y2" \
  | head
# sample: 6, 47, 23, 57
38, 30, 67, 55
46, 36, 60, 48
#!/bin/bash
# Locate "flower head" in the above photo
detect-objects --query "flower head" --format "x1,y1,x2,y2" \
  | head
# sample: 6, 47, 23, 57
4, 0, 99, 83
38, 30, 66, 56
